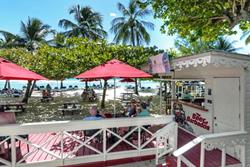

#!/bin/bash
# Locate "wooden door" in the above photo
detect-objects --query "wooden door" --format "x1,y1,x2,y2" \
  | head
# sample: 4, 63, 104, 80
213, 78, 240, 133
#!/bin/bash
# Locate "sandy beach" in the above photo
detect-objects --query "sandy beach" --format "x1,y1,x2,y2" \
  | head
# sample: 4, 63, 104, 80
3, 87, 164, 124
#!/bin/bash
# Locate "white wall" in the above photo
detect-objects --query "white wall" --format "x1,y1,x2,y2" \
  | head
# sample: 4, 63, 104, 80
244, 70, 250, 166
182, 104, 213, 135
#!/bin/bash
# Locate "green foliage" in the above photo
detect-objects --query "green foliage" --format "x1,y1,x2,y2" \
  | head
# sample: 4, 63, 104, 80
0, 38, 162, 80
240, 21, 250, 44
143, 0, 250, 41
110, 0, 154, 46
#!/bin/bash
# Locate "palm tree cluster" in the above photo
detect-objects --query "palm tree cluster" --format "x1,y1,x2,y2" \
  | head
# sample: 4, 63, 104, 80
0, 17, 53, 50
0, 0, 243, 53
0, 0, 154, 50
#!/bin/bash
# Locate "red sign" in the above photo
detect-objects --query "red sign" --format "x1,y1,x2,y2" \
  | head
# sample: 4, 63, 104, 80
187, 113, 210, 130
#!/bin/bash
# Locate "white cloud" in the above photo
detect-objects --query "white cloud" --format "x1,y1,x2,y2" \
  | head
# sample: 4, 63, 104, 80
110, 12, 117, 17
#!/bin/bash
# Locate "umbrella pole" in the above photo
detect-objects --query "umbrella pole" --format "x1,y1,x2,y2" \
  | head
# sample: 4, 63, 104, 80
159, 76, 163, 115
114, 78, 116, 116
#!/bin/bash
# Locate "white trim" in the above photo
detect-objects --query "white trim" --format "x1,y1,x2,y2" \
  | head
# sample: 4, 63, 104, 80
172, 52, 250, 71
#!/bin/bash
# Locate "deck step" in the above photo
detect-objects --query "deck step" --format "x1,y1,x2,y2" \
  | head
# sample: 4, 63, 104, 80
157, 128, 241, 167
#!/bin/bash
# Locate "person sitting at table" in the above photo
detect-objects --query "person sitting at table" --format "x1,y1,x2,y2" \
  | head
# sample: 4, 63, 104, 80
146, 96, 153, 108
89, 89, 97, 102
137, 102, 150, 117
126, 99, 137, 117
83, 106, 104, 120
83, 106, 104, 143
96, 109, 106, 118
181, 90, 193, 102
42, 90, 49, 99
81, 89, 88, 100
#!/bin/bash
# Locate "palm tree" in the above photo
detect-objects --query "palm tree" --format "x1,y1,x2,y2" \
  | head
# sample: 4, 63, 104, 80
175, 37, 239, 56
0, 30, 25, 48
110, 0, 154, 95
212, 37, 239, 52
58, 5, 107, 39
20, 17, 53, 50
110, 0, 154, 46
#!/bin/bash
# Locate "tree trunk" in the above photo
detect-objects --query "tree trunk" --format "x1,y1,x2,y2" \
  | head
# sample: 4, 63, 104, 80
29, 80, 36, 97
4, 80, 8, 89
99, 80, 102, 88
131, 26, 135, 47
101, 80, 108, 109
134, 78, 139, 95
60, 80, 63, 89
22, 80, 32, 103
4, 80, 11, 89
85, 81, 88, 90
7, 81, 10, 89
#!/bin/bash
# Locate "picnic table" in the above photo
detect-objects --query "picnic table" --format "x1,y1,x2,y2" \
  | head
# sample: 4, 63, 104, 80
0, 102, 25, 112
121, 93, 134, 101
58, 102, 81, 116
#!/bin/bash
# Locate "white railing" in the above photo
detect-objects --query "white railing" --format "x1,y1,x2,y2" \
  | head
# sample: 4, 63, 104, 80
0, 115, 175, 167
173, 130, 247, 167
155, 121, 178, 165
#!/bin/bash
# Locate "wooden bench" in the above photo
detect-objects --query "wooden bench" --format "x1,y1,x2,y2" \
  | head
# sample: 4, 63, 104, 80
58, 104, 81, 116
41, 97, 54, 102
0, 103, 26, 112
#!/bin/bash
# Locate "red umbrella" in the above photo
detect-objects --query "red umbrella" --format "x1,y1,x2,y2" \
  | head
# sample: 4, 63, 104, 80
75, 59, 151, 79
120, 78, 135, 83
75, 59, 151, 113
0, 58, 47, 80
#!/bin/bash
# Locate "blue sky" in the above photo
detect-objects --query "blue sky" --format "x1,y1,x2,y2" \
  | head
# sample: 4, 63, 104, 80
0, 0, 249, 54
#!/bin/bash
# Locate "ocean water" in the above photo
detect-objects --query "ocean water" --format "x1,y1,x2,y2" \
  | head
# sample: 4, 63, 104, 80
0, 79, 160, 90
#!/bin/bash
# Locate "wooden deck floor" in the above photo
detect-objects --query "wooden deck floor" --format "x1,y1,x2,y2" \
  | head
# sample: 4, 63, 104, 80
0, 128, 241, 167
0, 130, 155, 165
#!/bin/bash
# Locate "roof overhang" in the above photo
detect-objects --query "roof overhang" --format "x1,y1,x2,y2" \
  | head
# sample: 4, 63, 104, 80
171, 51, 250, 71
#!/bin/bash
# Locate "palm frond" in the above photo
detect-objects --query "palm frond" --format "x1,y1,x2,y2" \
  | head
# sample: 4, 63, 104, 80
135, 9, 152, 18
117, 2, 130, 16
140, 20, 155, 30
111, 0, 153, 46
58, 19, 78, 29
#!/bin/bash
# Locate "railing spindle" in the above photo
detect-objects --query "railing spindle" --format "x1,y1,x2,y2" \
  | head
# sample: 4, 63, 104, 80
60, 131, 64, 164
177, 156, 181, 167
200, 142, 205, 167
103, 128, 106, 161
11, 135, 16, 167
138, 126, 141, 156
221, 147, 226, 167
